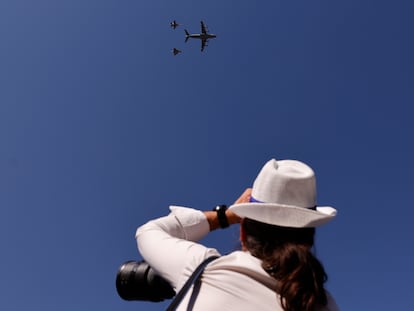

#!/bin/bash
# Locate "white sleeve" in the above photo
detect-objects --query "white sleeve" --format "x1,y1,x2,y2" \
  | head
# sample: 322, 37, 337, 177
135, 206, 221, 290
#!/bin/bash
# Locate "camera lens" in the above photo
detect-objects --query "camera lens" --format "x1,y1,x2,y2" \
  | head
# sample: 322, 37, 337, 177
116, 260, 175, 302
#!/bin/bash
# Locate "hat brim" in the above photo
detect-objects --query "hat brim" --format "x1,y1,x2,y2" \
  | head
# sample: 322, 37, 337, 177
229, 202, 337, 228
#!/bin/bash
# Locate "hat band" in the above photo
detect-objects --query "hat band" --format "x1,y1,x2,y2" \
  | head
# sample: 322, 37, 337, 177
249, 196, 263, 203
249, 196, 317, 210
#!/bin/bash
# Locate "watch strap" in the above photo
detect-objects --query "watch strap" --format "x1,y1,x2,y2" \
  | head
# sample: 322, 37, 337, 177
212, 205, 229, 228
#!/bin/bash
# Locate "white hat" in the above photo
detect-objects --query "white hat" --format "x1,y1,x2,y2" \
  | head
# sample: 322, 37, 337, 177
229, 159, 337, 227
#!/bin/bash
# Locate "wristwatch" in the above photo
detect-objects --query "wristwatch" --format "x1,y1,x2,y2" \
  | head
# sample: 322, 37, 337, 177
212, 205, 229, 228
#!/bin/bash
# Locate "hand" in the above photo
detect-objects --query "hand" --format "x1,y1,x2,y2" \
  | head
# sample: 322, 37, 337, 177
233, 188, 252, 204
225, 188, 252, 225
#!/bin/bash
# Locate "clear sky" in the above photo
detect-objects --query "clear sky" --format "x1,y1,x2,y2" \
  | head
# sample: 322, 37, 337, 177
1, 1, 413, 310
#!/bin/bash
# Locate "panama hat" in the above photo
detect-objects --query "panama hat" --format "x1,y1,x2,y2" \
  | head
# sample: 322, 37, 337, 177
229, 159, 337, 227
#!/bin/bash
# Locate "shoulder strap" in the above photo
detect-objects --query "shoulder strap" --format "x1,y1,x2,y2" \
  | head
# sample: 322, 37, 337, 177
166, 256, 219, 311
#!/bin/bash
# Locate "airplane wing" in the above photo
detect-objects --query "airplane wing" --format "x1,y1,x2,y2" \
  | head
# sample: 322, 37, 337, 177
200, 21, 207, 34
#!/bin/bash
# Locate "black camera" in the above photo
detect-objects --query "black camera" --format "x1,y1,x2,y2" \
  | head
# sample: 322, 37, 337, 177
116, 260, 176, 302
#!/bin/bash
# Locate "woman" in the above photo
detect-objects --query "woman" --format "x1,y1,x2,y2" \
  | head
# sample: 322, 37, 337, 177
136, 159, 339, 310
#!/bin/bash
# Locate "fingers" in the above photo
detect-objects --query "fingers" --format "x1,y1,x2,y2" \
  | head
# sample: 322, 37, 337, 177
233, 188, 252, 204
226, 188, 252, 225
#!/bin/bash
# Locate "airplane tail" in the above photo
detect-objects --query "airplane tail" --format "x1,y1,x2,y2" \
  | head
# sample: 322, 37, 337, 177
184, 30, 190, 42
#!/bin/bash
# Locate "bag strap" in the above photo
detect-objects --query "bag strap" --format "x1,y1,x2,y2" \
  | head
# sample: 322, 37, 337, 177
166, 256, 219, 311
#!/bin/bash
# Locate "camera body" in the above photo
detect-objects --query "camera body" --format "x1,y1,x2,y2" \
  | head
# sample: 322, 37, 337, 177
116, 260, 175, 302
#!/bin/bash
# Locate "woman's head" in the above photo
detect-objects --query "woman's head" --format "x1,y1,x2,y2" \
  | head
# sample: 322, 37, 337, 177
230, 158, 335, 310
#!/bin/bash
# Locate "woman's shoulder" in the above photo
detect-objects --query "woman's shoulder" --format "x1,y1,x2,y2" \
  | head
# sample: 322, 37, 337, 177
211, 250, 262, 268
206, 251, 278, 290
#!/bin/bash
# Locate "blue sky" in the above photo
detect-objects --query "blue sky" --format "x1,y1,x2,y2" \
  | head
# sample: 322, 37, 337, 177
1, 1, 413, 310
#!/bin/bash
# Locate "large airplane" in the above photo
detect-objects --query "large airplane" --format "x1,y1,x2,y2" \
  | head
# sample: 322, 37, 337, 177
184, 21, 216, 52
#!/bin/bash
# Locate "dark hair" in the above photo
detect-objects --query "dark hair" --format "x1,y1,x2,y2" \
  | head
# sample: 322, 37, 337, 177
242, 218, 328, 311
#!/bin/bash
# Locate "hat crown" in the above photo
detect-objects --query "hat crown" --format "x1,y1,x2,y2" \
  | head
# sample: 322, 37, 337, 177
252, 159, 317, 208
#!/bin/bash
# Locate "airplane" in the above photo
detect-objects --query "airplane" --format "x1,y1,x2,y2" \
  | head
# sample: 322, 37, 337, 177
172, 48, 182, 56
184, 21, 216, 52
170, 20, 180, 29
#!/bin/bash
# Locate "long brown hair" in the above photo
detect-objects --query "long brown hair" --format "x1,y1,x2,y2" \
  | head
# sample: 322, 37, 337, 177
242, 218, 328, 311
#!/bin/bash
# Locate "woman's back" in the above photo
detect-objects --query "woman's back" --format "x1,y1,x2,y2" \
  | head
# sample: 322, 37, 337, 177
176, 251, 339, 311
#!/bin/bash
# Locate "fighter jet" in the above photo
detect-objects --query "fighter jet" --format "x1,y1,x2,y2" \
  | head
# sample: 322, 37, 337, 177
184, 21, 216, 52
171, 48, 182, 56
170, 20, 180, 29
